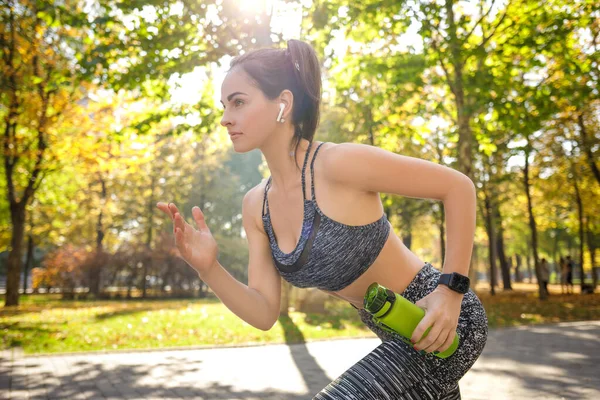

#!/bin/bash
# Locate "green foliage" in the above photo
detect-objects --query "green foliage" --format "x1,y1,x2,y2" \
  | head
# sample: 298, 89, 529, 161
2, 0, 599, 306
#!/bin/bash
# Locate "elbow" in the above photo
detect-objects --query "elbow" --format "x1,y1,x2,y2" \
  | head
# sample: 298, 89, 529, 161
258, 316, 278, 331
265, 310, 280, 331
256, 307, 279, 331
266, 313, 280, 331
445, 174, 476, 202
456, 172, 476, 192
463, 175, 476, 197
457, 173, 476, 198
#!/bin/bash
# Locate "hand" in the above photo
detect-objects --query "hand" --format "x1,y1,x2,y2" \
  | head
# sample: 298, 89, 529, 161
410, 285, 463, 354
156, 202, 218, 277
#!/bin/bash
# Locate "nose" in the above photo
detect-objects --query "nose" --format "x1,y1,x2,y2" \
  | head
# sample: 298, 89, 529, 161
220, 110, 231, 127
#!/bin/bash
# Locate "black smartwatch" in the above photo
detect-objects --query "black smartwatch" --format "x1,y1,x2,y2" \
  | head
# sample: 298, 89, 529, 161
438, 272, 470, 294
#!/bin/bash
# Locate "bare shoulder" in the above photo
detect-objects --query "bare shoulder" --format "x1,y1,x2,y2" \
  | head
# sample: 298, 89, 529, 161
242, 178, 269, 233
317, 140, 472, 200
318, 141, 375, 168
316, 142, 376, 189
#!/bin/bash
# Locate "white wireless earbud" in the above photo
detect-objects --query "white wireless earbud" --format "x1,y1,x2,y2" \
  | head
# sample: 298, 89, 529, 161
276, 103, 285, 123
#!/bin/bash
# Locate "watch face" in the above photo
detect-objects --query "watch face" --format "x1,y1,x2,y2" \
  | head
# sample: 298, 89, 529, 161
451, 274, 470, 294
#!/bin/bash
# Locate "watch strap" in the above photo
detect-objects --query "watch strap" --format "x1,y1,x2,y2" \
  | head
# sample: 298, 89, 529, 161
438, 272, 470, 294
438, 273, 452, 287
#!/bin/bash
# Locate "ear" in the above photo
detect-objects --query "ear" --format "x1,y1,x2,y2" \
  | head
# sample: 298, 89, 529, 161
278, 89, 294, 120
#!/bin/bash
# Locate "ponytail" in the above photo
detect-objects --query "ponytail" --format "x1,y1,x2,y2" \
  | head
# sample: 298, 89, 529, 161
285, 39, 322, 158
229, 39, 322, 167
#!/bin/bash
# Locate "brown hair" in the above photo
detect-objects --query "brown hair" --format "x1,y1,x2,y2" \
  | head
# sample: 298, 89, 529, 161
228, 39, 322, 168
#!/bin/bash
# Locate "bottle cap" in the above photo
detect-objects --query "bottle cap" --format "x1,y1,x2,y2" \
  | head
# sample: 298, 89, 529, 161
364, 282, 388, 314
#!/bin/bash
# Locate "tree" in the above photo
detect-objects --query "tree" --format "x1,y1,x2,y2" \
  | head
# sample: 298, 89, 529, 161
1, 0, 94, 306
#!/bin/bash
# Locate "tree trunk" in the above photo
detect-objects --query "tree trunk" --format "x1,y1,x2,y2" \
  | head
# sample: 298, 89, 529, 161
571, 162, 586, 293
3, 32, 49, 305
400, 208, 413, 250
367, 106, 375, 146
126, 271, 137, 299
567, 234, 574, 259
552, 229, 560, 284
525, 253, 533, 283
524, 145, 547, 299
587, 217, 597, 289
440, 0, 481, 292
482, 192, 497, 295
5, 204, 26, 306
23, 233, 34, 293
143, 171, 157, 298
515, 254, 522, 283
90, 176, 107, 297
577, 112, 600, 185
492, 202, 512, 290
403, 230, 413, 250
433, 138, 447, 267
469, 243, 479, 286
444, 0, 473, 180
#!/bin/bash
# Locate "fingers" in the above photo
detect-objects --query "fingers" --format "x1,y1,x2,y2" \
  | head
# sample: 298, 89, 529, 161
168, 202, 181, 216
410, 299, 429, 345
192, 206, 208, 231
173, 225, 189, 258
410, 312, 433, 347
156, 202, 181, 220
438, 330, 456, 353
412, 315, 455, 354
411, 310, 450, 354
156, 202, 186, 227
157, 201, 194, 259
422, 327, 450, 354
156, 202, 172, 218
173, 211, 189, 235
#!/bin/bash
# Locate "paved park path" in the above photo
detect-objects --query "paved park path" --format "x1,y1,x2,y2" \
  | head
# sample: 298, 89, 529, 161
1, 321, 598, 400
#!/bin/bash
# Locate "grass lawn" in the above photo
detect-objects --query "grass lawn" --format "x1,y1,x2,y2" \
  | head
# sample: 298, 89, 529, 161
1, 283, 599, 355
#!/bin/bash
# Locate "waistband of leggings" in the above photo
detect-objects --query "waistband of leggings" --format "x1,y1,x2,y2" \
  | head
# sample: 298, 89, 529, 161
350, 262, 441, 310
399, 262, 441, 303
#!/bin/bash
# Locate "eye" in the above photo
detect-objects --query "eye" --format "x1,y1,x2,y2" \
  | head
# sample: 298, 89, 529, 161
234, 99, 244, 107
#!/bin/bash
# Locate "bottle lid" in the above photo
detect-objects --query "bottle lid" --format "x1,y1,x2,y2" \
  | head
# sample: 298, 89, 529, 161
364, 282, 388, 314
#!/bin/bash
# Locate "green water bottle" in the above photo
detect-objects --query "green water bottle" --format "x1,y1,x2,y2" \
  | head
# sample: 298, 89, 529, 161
363, 282, 459, 359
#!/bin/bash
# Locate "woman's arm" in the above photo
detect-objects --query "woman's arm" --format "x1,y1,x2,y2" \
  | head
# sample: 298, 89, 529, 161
321, 142, 476, 277
199, 186, 281, 331
320, 142, 476, 354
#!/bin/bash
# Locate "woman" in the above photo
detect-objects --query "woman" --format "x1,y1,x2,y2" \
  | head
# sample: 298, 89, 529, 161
157, 39, 487, 399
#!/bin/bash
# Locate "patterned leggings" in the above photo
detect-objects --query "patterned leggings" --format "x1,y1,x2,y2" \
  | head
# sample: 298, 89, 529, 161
313, 262, 488, 399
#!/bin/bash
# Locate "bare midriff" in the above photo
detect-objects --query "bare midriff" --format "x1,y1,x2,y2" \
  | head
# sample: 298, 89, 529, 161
321, 229, 426, 309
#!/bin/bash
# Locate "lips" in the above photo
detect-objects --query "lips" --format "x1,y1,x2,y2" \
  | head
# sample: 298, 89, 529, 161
229, 132, 242, 140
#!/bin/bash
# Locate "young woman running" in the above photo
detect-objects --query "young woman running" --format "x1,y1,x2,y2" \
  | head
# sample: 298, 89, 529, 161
157, 39, 487, 399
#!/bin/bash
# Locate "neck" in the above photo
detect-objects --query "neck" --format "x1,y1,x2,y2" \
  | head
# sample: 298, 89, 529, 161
260, 127, 311, 191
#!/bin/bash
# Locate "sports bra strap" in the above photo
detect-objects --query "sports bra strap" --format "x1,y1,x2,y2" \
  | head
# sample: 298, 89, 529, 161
262, 141, 315, 217
300, 141, 314, 200
261, 176, 272, 217
310, 142, 327, 202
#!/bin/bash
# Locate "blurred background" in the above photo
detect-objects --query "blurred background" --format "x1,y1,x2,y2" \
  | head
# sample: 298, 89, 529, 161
1, 0, 599, 355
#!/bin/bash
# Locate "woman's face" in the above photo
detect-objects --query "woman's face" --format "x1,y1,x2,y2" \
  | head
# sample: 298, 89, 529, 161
219, 67, 279, 153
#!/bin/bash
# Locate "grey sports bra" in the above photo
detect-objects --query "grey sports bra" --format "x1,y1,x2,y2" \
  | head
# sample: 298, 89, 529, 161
261, 141, 391, 291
